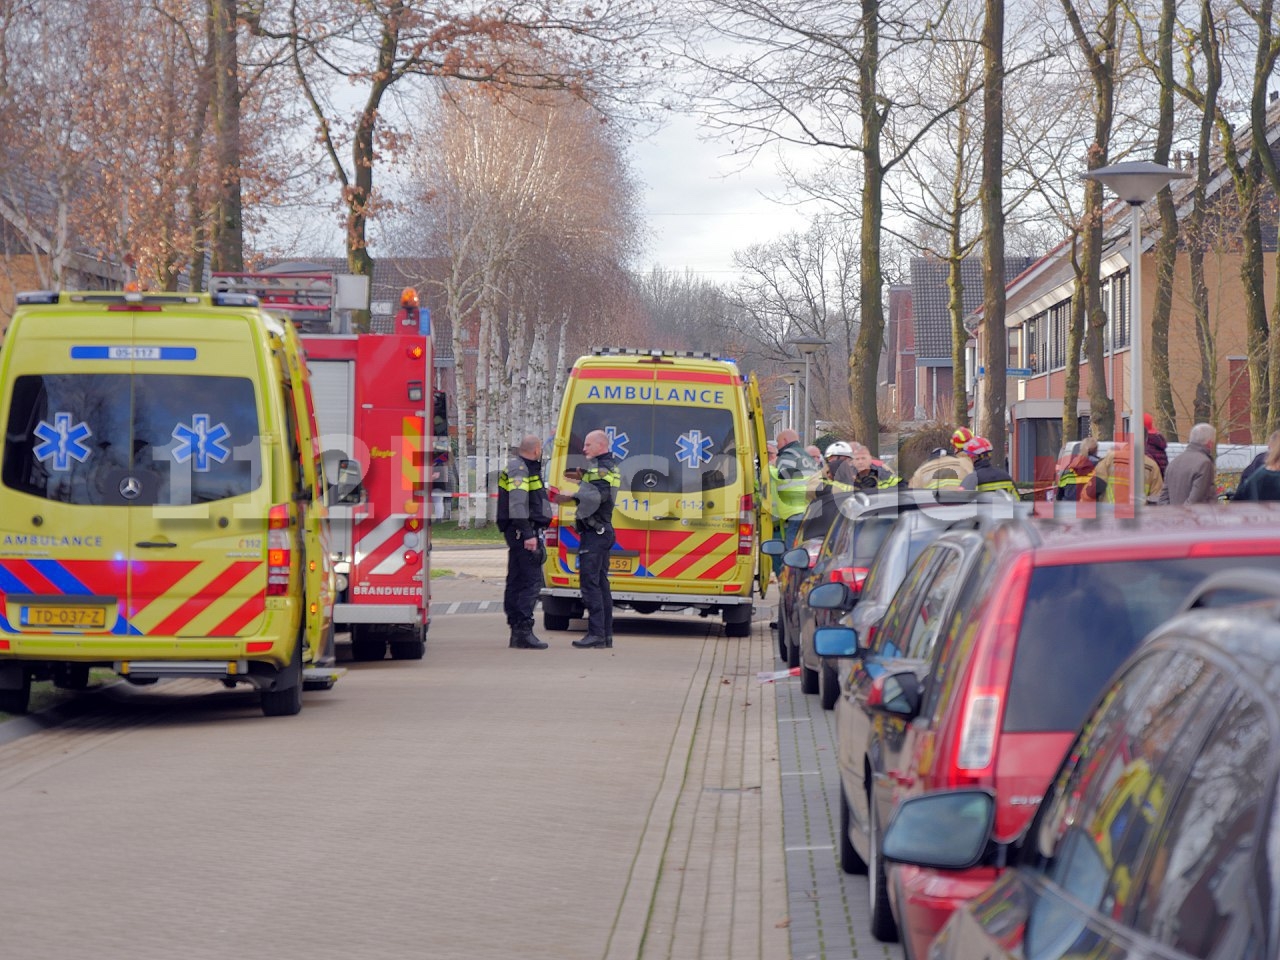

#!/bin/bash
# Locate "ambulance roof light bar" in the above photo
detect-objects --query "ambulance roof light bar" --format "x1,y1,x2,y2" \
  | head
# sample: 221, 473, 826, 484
592, 347, 736, 363
15, 291, 60, 305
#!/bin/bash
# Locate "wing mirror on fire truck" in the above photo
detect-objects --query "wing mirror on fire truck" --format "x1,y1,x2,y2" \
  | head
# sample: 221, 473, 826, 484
331, 458, 366, 505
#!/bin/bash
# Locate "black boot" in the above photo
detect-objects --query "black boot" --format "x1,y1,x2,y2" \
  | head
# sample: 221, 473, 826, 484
573, 634, 609, 649
516, 623, 548, 650
508, 625, 526, 648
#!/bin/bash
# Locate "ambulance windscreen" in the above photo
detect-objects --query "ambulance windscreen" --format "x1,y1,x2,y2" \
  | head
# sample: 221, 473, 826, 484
3, 373, 262, 506
565, 403, 738, 493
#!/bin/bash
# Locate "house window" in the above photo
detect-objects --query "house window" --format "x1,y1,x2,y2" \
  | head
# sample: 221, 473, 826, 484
1027, 317, 1044, 374
1049, 301, 1069, 370
1114, 272, 1130, 348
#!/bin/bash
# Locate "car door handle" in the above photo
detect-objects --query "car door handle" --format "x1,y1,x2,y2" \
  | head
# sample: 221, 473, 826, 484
135, 540, 178, 548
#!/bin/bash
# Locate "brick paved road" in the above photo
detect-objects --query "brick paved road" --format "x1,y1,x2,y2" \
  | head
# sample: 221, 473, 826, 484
0, 549, 909, 960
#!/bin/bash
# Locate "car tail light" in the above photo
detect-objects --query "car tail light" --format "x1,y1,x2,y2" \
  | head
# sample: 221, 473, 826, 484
546, 516, 559, 549
805, 541, 822, 568
952, 553, 1032, 779
267, 504, 292, 596
738, 494, 754, 555
828, 566, 869, 591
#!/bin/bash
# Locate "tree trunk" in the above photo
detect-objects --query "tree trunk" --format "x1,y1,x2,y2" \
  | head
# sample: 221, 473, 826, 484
979, 0, 1007, 459
849, 0, 884, 453
209, 0, 243, 273
1149, 0, 1179, 440
1062, 248, 1085, 441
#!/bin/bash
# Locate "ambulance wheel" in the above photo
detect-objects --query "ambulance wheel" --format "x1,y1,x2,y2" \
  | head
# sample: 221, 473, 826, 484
723, 605, 752, 638
543, 596, 573, 632
261, 642, 303, 717
53, 662, 90, 690
0, 670, 31, 715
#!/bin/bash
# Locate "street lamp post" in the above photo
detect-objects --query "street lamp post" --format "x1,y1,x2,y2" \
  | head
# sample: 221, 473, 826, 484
1082, 161, 1189, 513
786, 361, 806, 432
780, 371, 799, 431
789, 336, 828, 442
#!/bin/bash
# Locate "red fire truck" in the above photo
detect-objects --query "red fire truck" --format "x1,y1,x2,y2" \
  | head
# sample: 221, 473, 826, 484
211, 271, 436, 661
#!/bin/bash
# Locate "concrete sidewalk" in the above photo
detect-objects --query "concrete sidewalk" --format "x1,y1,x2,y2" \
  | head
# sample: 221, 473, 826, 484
433, 545, 792, 957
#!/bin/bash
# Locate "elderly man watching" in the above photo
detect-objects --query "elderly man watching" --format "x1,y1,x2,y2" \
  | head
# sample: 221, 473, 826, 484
1158, 422, 1218, 505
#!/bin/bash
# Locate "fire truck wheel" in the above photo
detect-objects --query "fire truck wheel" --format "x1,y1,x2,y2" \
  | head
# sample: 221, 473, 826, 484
389, 627, 426, 660
260, 641, 303, 717
349, 626, 387, 662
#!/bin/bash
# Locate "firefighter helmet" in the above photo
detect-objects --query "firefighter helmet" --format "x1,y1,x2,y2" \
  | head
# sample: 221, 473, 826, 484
824, 441, 854, 459
963, 435, 994, 458
951, 426, 974, 451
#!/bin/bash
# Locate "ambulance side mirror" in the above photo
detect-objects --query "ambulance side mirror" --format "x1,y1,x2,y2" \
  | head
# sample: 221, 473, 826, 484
331, 458, 365, 505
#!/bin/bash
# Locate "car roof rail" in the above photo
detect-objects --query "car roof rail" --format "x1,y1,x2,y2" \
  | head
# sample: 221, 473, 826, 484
1180, 568, 1280, 613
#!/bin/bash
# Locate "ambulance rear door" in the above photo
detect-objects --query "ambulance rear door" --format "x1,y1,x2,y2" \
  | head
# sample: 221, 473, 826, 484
125, 311, 270, 640
0, 314, 133, 640
746, 373, 772, 598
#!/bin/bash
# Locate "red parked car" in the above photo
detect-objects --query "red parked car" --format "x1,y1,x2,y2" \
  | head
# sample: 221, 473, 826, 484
814, 505, 1280, 959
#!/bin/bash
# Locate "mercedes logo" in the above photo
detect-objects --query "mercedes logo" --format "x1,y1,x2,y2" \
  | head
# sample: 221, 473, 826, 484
119, 476, 142, 500
642, 472, 659, 489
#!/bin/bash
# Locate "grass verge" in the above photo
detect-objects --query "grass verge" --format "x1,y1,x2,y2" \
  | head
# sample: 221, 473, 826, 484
431, 520, 504, 545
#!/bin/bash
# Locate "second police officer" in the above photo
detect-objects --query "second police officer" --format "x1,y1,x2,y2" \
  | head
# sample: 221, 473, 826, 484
498, 434, 553, 649
555, 429, 621, 649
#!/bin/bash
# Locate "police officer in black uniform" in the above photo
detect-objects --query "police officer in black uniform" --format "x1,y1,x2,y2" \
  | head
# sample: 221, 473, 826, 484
498, 434, 552, 649
555, 429, 620, 649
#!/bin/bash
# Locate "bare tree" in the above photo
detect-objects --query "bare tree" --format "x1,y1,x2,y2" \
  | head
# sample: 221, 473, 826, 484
679, 0, 971, 453
724, 216, 862, 426
980, 0, 1009, 456
401, 86, 642, 524
249, 0, 656, 329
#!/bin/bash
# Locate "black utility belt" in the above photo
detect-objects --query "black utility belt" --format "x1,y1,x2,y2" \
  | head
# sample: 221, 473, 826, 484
575, 520, 611, 535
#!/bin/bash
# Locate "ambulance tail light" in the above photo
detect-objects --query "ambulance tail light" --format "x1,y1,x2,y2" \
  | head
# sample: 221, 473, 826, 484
546, 516, 559, 549
738, 495, 754, 555
267, 504, 292, 596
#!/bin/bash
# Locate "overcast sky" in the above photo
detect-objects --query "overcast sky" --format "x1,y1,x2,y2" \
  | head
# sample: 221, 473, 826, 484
630, 112, 813, 282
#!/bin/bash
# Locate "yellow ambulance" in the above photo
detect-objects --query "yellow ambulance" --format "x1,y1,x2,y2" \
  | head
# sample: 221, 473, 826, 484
541, 349, 772, 636
0, 290, 337, 717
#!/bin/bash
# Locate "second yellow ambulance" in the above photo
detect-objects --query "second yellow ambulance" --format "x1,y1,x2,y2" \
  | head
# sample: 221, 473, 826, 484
541, 349, 772, 636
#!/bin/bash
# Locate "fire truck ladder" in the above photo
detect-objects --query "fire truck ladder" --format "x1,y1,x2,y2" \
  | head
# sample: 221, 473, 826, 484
211, 271, 339, 334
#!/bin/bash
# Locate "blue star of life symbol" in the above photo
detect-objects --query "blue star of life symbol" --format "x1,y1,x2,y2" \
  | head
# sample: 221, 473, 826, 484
605, 425, 630, 460
33, 412, 93, 472
676, 430, 714, 468
172, 414, 232, 471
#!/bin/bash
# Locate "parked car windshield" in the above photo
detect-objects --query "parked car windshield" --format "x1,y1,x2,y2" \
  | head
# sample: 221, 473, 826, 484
1007, 554, 1280, 733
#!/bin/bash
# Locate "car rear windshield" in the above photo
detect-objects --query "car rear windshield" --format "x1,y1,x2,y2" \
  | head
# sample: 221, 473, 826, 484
1005, 553, 1280, 733
567, 402, 737, 493
3, 373, 261, 506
